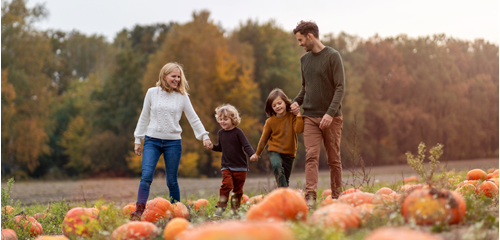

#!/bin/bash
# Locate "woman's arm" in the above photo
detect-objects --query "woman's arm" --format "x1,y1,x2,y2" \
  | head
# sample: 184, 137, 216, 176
133, 90, 152, 145
182, 94, 210, 141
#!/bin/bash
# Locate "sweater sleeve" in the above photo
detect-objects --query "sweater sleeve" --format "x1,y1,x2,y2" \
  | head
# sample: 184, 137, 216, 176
182, 94, 210, 141
238, 129, 255, 157
293, 115, 304, 134
212, 130, 222, 152
326, 51, 345, 117
255, 119, 272, 156
134, 89, 152, 144
293, 60, 306, 105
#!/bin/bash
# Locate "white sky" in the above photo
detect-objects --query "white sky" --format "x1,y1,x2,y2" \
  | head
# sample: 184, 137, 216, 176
28, 0, 499, 44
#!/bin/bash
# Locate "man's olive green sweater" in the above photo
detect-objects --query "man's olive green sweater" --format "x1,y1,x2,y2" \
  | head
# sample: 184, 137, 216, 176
293, 46, 345, 117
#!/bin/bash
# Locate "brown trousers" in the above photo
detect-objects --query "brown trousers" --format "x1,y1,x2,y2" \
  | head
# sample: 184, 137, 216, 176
304, 115, 343, 199
218, 169, 247, 210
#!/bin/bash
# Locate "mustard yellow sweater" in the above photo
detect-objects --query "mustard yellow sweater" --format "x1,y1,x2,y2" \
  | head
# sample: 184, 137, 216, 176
256, 112, 304, 157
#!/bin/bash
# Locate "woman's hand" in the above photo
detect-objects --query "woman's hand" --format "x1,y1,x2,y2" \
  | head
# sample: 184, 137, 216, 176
250, 154, 260, 162
203, 139, 213, 150
134, 143, 142, 156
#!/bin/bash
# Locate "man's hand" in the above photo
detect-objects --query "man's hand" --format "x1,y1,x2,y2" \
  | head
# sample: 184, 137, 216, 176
291, 102, 300, 115
319, 114, 333, 130
134, 143, 142, 156
203, 139, 213, 150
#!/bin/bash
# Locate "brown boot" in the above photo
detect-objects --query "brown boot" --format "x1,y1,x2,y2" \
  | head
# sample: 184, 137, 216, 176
130, 203, 145, 221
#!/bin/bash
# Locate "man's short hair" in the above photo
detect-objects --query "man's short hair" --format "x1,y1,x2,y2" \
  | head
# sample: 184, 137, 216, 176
293, 21, 319, 39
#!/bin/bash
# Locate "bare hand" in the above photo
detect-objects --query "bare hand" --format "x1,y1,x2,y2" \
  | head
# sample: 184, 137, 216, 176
203, 139, 213, 150
250, 154, 260, 162
291, 102, 300, 115
319, 114, 333, 130
134, 143, 142, 156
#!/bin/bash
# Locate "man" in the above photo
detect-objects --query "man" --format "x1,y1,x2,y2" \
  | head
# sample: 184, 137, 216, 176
290, 21, 345, 205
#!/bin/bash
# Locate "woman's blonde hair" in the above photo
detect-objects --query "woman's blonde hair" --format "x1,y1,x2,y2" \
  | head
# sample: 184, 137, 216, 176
215, 104, 241, 126
156, 62, 189, 94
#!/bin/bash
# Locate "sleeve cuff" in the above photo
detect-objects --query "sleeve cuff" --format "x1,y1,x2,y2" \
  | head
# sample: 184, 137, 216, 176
202, 134, 210, 141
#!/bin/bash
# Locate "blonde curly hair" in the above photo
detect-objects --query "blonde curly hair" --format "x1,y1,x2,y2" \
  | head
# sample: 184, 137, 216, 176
215, 104, 241, 126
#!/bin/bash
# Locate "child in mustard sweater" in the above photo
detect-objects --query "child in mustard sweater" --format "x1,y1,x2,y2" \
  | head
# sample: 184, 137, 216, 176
250, 88, 303, 187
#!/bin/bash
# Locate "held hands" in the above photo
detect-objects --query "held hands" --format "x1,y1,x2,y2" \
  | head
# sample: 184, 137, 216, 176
134, 143, 142, 156
250, 154, 260, 162
291, 102, 301, 116
319, 114, 333, 130
203, 139, 213, 150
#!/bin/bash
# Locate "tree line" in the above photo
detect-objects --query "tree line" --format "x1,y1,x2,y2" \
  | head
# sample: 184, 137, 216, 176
2, 0, 498, 180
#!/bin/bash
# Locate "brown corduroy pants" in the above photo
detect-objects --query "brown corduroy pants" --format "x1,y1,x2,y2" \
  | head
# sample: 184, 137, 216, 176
303, 115, 343, 199
217, 169, 247, 210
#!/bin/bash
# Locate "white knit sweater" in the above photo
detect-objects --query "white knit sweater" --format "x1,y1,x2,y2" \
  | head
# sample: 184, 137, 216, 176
134, 87, 209, 144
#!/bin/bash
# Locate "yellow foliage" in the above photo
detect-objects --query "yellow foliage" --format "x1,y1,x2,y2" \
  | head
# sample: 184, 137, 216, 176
179, 152, 199, 178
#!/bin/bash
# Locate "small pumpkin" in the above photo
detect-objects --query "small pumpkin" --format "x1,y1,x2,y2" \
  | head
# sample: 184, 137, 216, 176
375, 187, 395, 195
401, 188, 463, 225
321, 189, 332, 198
14, 215, 43, 237
141, 197, 173, 222
34, 236, 69, 240
62, 207, 99, 238
403, 176, 420, 183
246, 195, 264, 205
122, 202, 136, 216
178, 220, 295, 240
320, 195, 337, 206
341, 188, 361, 195
449, 191, 466, 224
172, 202, 190, 219
241, 194, 249, 204
455, 183, 476, 195
363, 227, 442, 240
1, 229, 17, 240
163, 218, 190, 240
476, 181, 499, 198
1, 206, 14, 214
193, 199, 210, 210
338, 192, 375, 207
246, 188, 308, 222
309, 203, 361, 230
466, 169, 488, 180
111, 221, 158, 240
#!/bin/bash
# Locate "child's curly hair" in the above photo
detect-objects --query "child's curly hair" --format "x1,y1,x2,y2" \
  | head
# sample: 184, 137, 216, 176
215, 104, 241, 126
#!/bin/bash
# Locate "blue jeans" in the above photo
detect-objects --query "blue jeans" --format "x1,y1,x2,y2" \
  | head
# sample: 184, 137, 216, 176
137, 136, 182, 204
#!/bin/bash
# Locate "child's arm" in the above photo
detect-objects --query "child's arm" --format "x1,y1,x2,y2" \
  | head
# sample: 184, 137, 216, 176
237, 129, 255, 159
211, 131, 222, 152
293, 114, 304, 134
255, 119, 272, 157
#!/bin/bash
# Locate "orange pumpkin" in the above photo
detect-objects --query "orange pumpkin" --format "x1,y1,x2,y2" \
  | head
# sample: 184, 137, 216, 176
399, 183, 423, 193
487, 173, 493, 179
375, 187, 395, 195
364, 227, 442, 240
14, 215, 43, 237
111, 221, 158, 240
487, 168, 495, 173
246, 195, 264, 205
193, 199, 210, 210
142, 197, 173, 222
1, 206, 14, 214
321, 189, 332, 198
372, 193, 397, 205
403, 176, 420, 183
491, 178, 499, 187
241, 194, 249, 204
34, 236, 69, 240
178, 220, 295, 240
401, 188, 463, 225
172, 202, 190, 219
320, 195, 337, 206
449, 191, 466, 224
338, 192, 375, 207
355, 203, 375, 221
122, 202, 136, 216
62, 207, 99, 238
1, 229, 17, 240
309, 203, 361, 230
341, 188, 361, 195
476, 181, 499, 198
246, 188, 308, 222
467, 169, 488, 180
163, 218, 191, 240
455, 183, 476, 195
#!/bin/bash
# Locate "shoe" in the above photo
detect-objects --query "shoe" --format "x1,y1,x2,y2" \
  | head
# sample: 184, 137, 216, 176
305, 194, 316, 208
130, 203, 146, 221
214, 206, 226, 217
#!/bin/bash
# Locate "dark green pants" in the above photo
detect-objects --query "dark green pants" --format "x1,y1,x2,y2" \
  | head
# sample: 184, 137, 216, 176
269, 151, 295, 187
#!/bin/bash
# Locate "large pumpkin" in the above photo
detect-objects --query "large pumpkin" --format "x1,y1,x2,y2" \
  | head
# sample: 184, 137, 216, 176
178, 220, 295, 240
34, 236, 69, 240
163, 218, 190, 240
467, 169, 488, 180
309, 203, 361, 230
141, 197, 173, 222
476, 181, 499, 198
401, 188, 464, 225
1, 229, 17, 240
449, 191, 466, 224
338, 192, 375, 207
172, 202, 190, 219
246, 188, 308, 222
14, 215, 43, 237
363, 227, 441, 240
62, 207, 99, 238
111, 221, 158, 240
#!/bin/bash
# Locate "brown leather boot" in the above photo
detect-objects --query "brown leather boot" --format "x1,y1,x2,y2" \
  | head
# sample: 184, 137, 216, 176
130, 203, 145, 221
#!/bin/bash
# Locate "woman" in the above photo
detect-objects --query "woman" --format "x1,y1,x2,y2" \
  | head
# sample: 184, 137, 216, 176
131, 62, 212, 220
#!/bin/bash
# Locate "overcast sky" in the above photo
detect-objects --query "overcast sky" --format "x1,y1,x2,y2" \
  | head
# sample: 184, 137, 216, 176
27, 0, 499, 44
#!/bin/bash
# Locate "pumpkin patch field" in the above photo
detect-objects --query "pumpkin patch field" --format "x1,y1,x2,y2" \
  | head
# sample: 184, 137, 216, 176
1, 161, 499, 239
